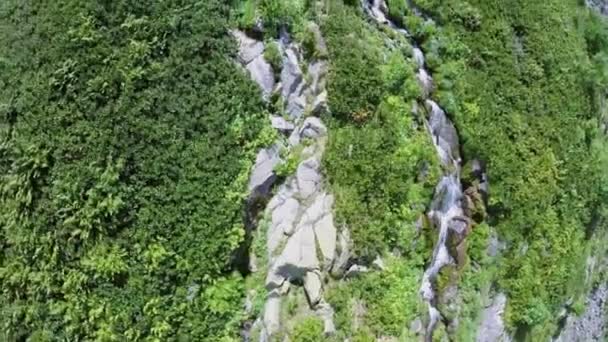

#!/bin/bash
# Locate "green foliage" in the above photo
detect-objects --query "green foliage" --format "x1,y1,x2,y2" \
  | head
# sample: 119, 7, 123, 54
291, 316, 325, 342
297, 22, 327, 60
259, 0, 307, 36
264, 40, 283, 73
386, 0, 408, 25
452, 223, 497, 340
237, 0, 258, 30
324, 96, 439, 258
327, 255, 425, 339
416, 0, 608, 338
321, 2, 385, 121
0, 0, 269, 340
275, 145, 302, 177
380, 51, 415, 95
321, 1, 439, 260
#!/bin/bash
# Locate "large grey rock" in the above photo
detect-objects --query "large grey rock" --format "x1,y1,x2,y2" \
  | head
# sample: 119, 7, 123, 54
587, 0, 608, 15
246, 56, 275, 99
271, 197, 300, 237
308, 61, 329, 115
281, 47, 307, 119
332, 229, 351, 277
266, 223, 319, 287
267, 180, 298, 212
345, 265, 370, 278
314, 214, 336, 266
304, 271, 323, 305
372, 256, 386, 270
300, 117, 328, 139
308, 60, 327, 94
477, 293, 510, 342
301, 192, 329, 225
299, 193, 336, 266
270, 115, 295, 133
288, 117, 328, 147
410, 318, 424, 334
312, 91, 328, 115
233, 30, 275, 98
315, 301, 336, 335
233, 30, 264, 64
263, 291, 282, 337
248, 145, 281, 197
266, 194, 299, 258
296, 157, 322, 199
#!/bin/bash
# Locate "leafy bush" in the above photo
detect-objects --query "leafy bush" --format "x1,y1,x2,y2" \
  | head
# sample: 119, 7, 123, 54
324, 96, 439, 258
327, 255, 426, 339
264, 40, 283, 74
0, 0, 269, 339
386, 0, 408, 24
321, 2, 384, 121
259, 0, 306, 36
416, 0, 608, 338
237, 0, 258, 30
291, 316, 325, 342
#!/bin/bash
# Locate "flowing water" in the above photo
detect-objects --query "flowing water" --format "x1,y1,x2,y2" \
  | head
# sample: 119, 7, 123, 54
363, 0, 465, 339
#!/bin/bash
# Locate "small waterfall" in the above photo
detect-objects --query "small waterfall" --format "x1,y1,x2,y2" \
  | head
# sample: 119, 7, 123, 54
363, 0, 466, 339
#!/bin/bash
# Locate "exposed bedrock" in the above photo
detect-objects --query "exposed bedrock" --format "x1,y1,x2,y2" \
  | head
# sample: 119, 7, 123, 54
235, 27, 340, 341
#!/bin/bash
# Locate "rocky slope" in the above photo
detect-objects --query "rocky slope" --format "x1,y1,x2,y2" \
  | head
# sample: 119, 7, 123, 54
236, 24, 341, 341
235, 0, 608, 341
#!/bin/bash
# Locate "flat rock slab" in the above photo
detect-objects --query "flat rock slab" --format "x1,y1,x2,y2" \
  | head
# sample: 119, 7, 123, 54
248, 145, 281, 197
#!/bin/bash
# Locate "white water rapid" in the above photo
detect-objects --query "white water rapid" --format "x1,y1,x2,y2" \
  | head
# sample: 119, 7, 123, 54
363, 1, 466, 339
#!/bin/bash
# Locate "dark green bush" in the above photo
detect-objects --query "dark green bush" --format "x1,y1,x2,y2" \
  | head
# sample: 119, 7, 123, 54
0, 0, 269, 339
386, 0, 408, 24
419, 0, 608, 338
321, 2, 384, 122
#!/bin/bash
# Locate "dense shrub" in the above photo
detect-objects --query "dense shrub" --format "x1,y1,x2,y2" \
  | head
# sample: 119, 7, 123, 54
321, 2, 385, 122
324, 96, 439, 258
327, 255, 426, 339
291, 316, 325, 342
386, 0, 408, 24
0, 0, 269, 339
416, 0, 608, 338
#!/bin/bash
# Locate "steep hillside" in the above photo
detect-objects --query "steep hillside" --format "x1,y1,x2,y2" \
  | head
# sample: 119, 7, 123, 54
0, 0, 607, 341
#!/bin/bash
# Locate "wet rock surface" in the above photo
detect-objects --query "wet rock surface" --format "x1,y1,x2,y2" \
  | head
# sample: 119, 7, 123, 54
364, 0, 469, 340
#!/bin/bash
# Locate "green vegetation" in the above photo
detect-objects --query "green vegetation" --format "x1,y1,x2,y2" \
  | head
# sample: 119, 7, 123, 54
264, 40, 283, 74
235, 0, 309, 37
452, 223, 498, 340
321, 0, 439, 260
291, 316, 325, 342
321, 3, 385, 122
386, 0, 408, 25
327, 255, 425, 339
2, 0, 607, 340
320, 2, 439, 339
0, 0, 271, 340
411, 0, 608, 338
